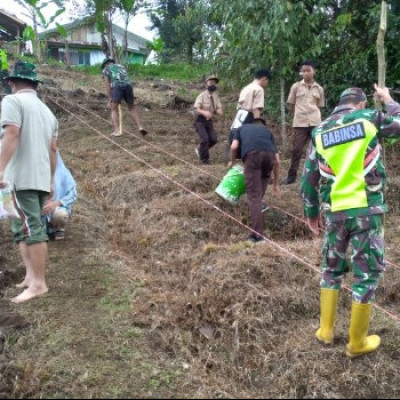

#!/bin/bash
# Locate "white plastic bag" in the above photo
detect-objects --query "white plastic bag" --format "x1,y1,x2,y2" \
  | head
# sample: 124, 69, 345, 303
0, 183, 20, 220
230, 109, 250, 130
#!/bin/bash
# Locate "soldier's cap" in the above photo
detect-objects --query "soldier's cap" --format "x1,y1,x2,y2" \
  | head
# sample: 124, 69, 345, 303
5, 61, 42, 83
206, 75, 219, 84
340, 87, 367, 102
101, 58, 115, 70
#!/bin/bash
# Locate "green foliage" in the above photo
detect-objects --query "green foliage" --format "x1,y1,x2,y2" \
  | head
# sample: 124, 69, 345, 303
211, 0, 400, 123
55, 23, 68, 39
75, 63, 210, 81
22, 26, 36, 41
148, 0, 213, 64
147, 38, 165, 53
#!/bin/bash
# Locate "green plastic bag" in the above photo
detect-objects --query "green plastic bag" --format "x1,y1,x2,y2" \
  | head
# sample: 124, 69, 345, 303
215, 165, 246, 205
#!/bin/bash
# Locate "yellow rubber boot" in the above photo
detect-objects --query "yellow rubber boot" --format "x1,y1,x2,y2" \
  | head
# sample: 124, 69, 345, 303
315, 288, 339, 345
346, 302, 381, 359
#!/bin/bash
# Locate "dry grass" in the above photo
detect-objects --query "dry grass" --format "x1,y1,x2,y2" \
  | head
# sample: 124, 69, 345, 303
1, 67, 400, 398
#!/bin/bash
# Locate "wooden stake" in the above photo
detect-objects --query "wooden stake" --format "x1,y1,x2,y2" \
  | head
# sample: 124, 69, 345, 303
119, 105, 123, 135
376, 1, 388, 233
376, 1, 388, 110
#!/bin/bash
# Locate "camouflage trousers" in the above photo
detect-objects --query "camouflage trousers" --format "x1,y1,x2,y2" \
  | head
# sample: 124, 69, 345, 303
321, 214, 385, 304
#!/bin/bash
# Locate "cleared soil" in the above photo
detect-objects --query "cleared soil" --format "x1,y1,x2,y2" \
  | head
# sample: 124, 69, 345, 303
1, 66, 400, 398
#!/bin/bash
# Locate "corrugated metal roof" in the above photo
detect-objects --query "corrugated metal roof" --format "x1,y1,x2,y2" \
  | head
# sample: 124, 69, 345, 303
0, 9, 27, 40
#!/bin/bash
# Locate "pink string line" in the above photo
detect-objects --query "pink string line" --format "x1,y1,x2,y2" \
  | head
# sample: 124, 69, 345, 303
48, 96, 400, 325
62, 97, 400, 272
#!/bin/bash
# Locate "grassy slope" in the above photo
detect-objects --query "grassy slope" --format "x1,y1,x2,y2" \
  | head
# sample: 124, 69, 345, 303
1, 65, 400, 398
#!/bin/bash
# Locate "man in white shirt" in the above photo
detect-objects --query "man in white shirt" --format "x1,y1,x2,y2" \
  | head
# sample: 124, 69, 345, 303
0, 61, 58, 304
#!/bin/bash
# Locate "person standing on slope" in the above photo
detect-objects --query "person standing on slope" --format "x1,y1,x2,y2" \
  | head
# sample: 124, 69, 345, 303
301, 86, 400, 358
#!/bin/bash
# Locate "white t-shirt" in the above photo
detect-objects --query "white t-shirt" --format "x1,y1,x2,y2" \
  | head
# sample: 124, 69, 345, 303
0, 89, 58, 192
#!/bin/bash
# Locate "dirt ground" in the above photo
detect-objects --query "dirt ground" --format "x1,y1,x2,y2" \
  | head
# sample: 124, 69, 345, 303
1, 66, 400, 398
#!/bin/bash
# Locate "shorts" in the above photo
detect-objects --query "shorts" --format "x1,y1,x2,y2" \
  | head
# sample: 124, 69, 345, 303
12, 190, 49, 245
111, 84, 134, 105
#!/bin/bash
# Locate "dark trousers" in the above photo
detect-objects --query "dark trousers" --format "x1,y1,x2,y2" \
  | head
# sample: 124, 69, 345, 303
244, 151, 275, 236
288, 126, 315, 179
195, 119, 218, 162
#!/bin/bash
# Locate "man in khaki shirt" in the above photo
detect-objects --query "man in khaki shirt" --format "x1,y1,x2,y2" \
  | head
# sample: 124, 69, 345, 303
237, 69, 271, 121
282, 60, 325, 184
228, 69, 271, 159
193, 76, 223, 164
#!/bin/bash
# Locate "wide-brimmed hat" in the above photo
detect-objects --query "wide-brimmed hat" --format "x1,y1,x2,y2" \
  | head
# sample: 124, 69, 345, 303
340, 87, 367, 102
101, 58, 115, 69
6, 61, 42, 83
206, 75, 219, 84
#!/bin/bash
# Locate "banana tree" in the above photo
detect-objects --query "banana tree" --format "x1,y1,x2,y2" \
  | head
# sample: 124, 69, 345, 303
118, 0, 141, 64
15, 0, 65, 63
55, 22, 71, 69
90, 0, 118, 60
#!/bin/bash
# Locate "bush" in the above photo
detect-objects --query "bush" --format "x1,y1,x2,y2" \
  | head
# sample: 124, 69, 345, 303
75, 63, 211, 82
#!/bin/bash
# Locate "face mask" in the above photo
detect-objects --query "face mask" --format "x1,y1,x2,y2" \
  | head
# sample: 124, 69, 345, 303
207, 85, 217, 92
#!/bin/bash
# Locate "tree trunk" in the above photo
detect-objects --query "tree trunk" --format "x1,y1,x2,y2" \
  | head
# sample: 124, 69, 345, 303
101, 33, 110, 58
280, 76, 287, 152
65, 40, 71, 70
123, 15, 129, 65
33, 13, 42, 63
42, 39, 48, 63
106, 11, 114, 59
187, 40, 194, 65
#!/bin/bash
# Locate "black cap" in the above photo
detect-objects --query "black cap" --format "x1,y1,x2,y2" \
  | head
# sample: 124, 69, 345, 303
101, 58, 115, 69
300, 59, 316, 69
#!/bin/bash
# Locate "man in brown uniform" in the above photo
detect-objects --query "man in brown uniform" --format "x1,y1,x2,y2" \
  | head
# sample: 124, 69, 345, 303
228, 69, 271, 160
282, 60, 325, 184
233, 68, 271, 128
193, 76, 223, 164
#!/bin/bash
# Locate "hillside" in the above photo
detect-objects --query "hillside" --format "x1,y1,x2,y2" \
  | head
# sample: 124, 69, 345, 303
1, 65, 400, 398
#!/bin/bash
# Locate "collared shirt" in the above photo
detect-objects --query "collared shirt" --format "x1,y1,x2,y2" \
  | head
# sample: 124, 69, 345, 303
287, 80, 325, 127
237, 81, 264, 112
103, 64, 131, 88
0, 89, 58, 192
194, 90, 222, 117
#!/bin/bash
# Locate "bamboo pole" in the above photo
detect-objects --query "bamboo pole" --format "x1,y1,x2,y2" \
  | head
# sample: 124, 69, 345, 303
376, 1, 388, 111
376, 1, 388, 241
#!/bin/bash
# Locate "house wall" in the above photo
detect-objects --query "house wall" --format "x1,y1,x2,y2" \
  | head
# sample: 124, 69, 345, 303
86, 24, 101, 43
128, 54, 145, 65
44, 22, 147, 66
90, 50, 105, 65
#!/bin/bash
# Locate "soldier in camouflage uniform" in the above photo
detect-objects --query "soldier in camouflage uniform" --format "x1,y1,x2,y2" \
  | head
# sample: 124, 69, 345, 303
102, 58, 147, 137
301, 85, 400, 359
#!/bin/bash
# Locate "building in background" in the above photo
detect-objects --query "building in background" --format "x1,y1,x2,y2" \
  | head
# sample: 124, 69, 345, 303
40, 16, 149, 66
0, 9, 27, 54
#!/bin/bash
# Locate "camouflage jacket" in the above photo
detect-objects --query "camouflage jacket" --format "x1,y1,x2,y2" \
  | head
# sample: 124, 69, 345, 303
103, 63, 131, 88
301, 101, 400, 222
